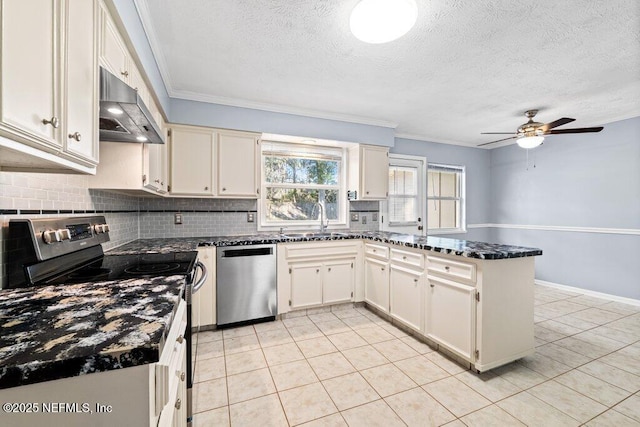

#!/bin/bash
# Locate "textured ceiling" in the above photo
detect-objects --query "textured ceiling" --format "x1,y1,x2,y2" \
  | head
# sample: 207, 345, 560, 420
135, 0, 640, 148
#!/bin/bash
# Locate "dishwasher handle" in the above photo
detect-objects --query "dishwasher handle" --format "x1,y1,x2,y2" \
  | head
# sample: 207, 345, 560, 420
192, 261, 208, 294
220, 246, 273, 258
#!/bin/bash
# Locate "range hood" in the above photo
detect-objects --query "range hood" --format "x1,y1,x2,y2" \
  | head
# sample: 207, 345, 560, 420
99, 67, 164, 144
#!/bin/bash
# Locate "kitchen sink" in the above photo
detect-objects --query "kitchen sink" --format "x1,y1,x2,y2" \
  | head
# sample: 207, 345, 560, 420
282, 232, 350, 238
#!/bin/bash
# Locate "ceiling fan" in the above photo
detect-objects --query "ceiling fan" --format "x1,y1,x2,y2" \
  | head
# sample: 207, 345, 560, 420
478, 109, 604, 149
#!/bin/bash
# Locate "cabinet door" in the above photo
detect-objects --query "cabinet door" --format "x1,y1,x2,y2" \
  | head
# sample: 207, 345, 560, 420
63, 0, 98, 164
364, 257, 389, 313
100, 5, 130, 82
425, 275, 475, 361
0, 0, 59, 149
144, 141, 167, 194
390, 266, 423, 332
323, 259, 354, 305
217, 130, 258, 197
169, 126, 215, 195
361, 146, 388, 199
290, 263, 323, 309
194, 247, 216, 328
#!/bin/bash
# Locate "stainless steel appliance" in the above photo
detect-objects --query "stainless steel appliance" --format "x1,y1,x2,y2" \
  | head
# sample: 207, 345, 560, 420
99, 67, 164, 144
7, 216, 205, 425
216, 244, 277, 326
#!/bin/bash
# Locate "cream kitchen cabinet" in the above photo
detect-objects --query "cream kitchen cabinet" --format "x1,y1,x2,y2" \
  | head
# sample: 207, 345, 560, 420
99, 1, 131, 83
87, 138, 168, 195
277, 241, 361, 313
168, 124, 261, 198
364, 243, 390, 313
348, 144, 389, 200
389, 248, 424, 333
217, 130, 260, 198
194, 247, 216, 328
168, 125, 216, 196
425, 275, 475, 360
0, 0, 99, 173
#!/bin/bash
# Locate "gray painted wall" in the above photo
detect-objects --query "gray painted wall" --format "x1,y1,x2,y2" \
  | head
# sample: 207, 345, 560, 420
170, 98, 395, 147
489, 116, 640, 299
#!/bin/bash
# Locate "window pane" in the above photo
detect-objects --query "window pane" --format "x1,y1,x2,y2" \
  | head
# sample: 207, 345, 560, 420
389, 196, 417, 223
427, 200, 440, 229
389, 166, 417, 196
439, 171, 458, 198
427, 171, 440, 197
265, 157, 339, 185
439, 200, 458, 228
265, 188, 339, 221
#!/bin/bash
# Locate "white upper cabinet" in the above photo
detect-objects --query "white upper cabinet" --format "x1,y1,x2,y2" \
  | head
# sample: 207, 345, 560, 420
216, 130, 259, 198
100, 3, 130, 83
167, 124, 260, 198
348, 144, 389, 200
63, 0, 99, 164
0, 0, 99, 173
169, 125, 215, 196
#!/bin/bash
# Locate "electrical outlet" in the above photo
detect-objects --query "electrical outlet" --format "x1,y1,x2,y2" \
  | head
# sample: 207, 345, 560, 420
350, 213, 359, 222
372, 213, 378, 221
247, 212, 255, 222
361, 215, 367, 225
174, 213, 183, 225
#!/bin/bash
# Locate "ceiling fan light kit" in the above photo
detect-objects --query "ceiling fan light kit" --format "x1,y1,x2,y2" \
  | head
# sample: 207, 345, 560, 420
479, 109, 604, 149
350, 0, 417, 44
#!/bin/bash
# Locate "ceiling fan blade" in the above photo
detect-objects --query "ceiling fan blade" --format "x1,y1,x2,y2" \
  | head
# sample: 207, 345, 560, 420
477, 136, 517, 147
541, 117, 575, 132
545, 127, 604, 135
480, 132, 515, 135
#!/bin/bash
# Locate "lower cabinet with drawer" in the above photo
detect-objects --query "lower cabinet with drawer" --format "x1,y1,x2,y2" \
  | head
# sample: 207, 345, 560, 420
389, 248, 425, 333
277, 241, 361, 313
425, 253, 535, 372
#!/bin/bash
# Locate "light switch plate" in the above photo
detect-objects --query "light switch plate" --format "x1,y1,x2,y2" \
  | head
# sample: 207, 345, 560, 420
174, 213, 183, 225
247, 212, 255, 222
372, 213, 378, 221
350, 213, 359, 222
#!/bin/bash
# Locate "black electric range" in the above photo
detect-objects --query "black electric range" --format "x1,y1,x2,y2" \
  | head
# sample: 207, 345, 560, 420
7, 216, 204, 426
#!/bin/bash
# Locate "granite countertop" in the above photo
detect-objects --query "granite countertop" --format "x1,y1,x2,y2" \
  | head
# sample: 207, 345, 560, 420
110, 232, 542, 260
0, 276, 185, 389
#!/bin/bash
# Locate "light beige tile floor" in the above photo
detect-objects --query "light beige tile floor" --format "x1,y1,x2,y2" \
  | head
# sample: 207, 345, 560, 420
193, 285, 640, 426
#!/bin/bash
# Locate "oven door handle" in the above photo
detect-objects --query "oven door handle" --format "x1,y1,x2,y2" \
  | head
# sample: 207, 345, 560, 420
192, 261, 208, 294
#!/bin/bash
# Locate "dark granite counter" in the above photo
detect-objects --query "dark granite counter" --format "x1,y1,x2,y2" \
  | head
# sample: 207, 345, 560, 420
110, 232, 542, 260
0, 276, 185, 389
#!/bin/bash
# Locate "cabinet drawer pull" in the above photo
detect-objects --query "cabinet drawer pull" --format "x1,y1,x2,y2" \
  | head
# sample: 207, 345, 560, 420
176, 335, 184, 344
175, 398, 181, 410
68, 132, 81, 141
42, 116, 59, 128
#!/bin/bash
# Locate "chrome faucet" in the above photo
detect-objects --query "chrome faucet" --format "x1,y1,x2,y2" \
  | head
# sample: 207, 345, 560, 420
315, 201, 329, 232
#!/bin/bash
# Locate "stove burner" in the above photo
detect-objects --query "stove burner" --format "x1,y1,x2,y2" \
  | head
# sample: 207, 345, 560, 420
124, 263, 181, 275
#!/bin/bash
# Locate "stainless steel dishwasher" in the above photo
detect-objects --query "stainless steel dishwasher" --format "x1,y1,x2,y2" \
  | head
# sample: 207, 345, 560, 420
216, 244, 277, 326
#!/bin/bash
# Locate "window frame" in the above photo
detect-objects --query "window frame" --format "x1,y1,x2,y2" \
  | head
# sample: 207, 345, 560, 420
427, 163, 466, 235
258, 141, 348, 231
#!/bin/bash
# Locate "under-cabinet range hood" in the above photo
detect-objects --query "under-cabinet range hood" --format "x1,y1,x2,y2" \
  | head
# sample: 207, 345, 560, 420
99, 67, 164, 144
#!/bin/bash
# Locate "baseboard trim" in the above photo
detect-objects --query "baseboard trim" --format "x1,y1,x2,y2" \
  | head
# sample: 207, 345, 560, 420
467, 223, 640, 236
535, 279, 640, 307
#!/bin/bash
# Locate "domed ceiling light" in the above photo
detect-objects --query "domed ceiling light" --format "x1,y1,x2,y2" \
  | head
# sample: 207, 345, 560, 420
516, 135, 545, 149
350, 0, 418, 44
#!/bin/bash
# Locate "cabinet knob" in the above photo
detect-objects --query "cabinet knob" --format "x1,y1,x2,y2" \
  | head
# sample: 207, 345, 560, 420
121, 70, 129, 77
328, 267, 332, 272
430, 283, 435, 288
175, 398, 181, 410
176, 335, 184, 344
444, 266, 450, 271
161, 181, 164, 186
180, 372, 185, 381
403, 256, 407, 260
222, 187, 226, 191
366, 191, 370, 194
381, 267, 385, 271
154, 179, 161, 183
42, 116, 59, 128
68, 132, 81, 141
316, 269, 320, 273
204, 186, 209, 191
414, 278, 418, 283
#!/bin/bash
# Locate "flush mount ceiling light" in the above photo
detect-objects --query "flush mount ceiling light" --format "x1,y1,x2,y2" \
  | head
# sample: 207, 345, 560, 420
107, 107, 123, 115
136, 136, 148, 142
516, 135, 544, 149
350, 0, 418, 44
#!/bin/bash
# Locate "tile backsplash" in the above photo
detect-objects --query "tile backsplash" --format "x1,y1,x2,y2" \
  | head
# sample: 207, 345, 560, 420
0, 171, 379, 287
